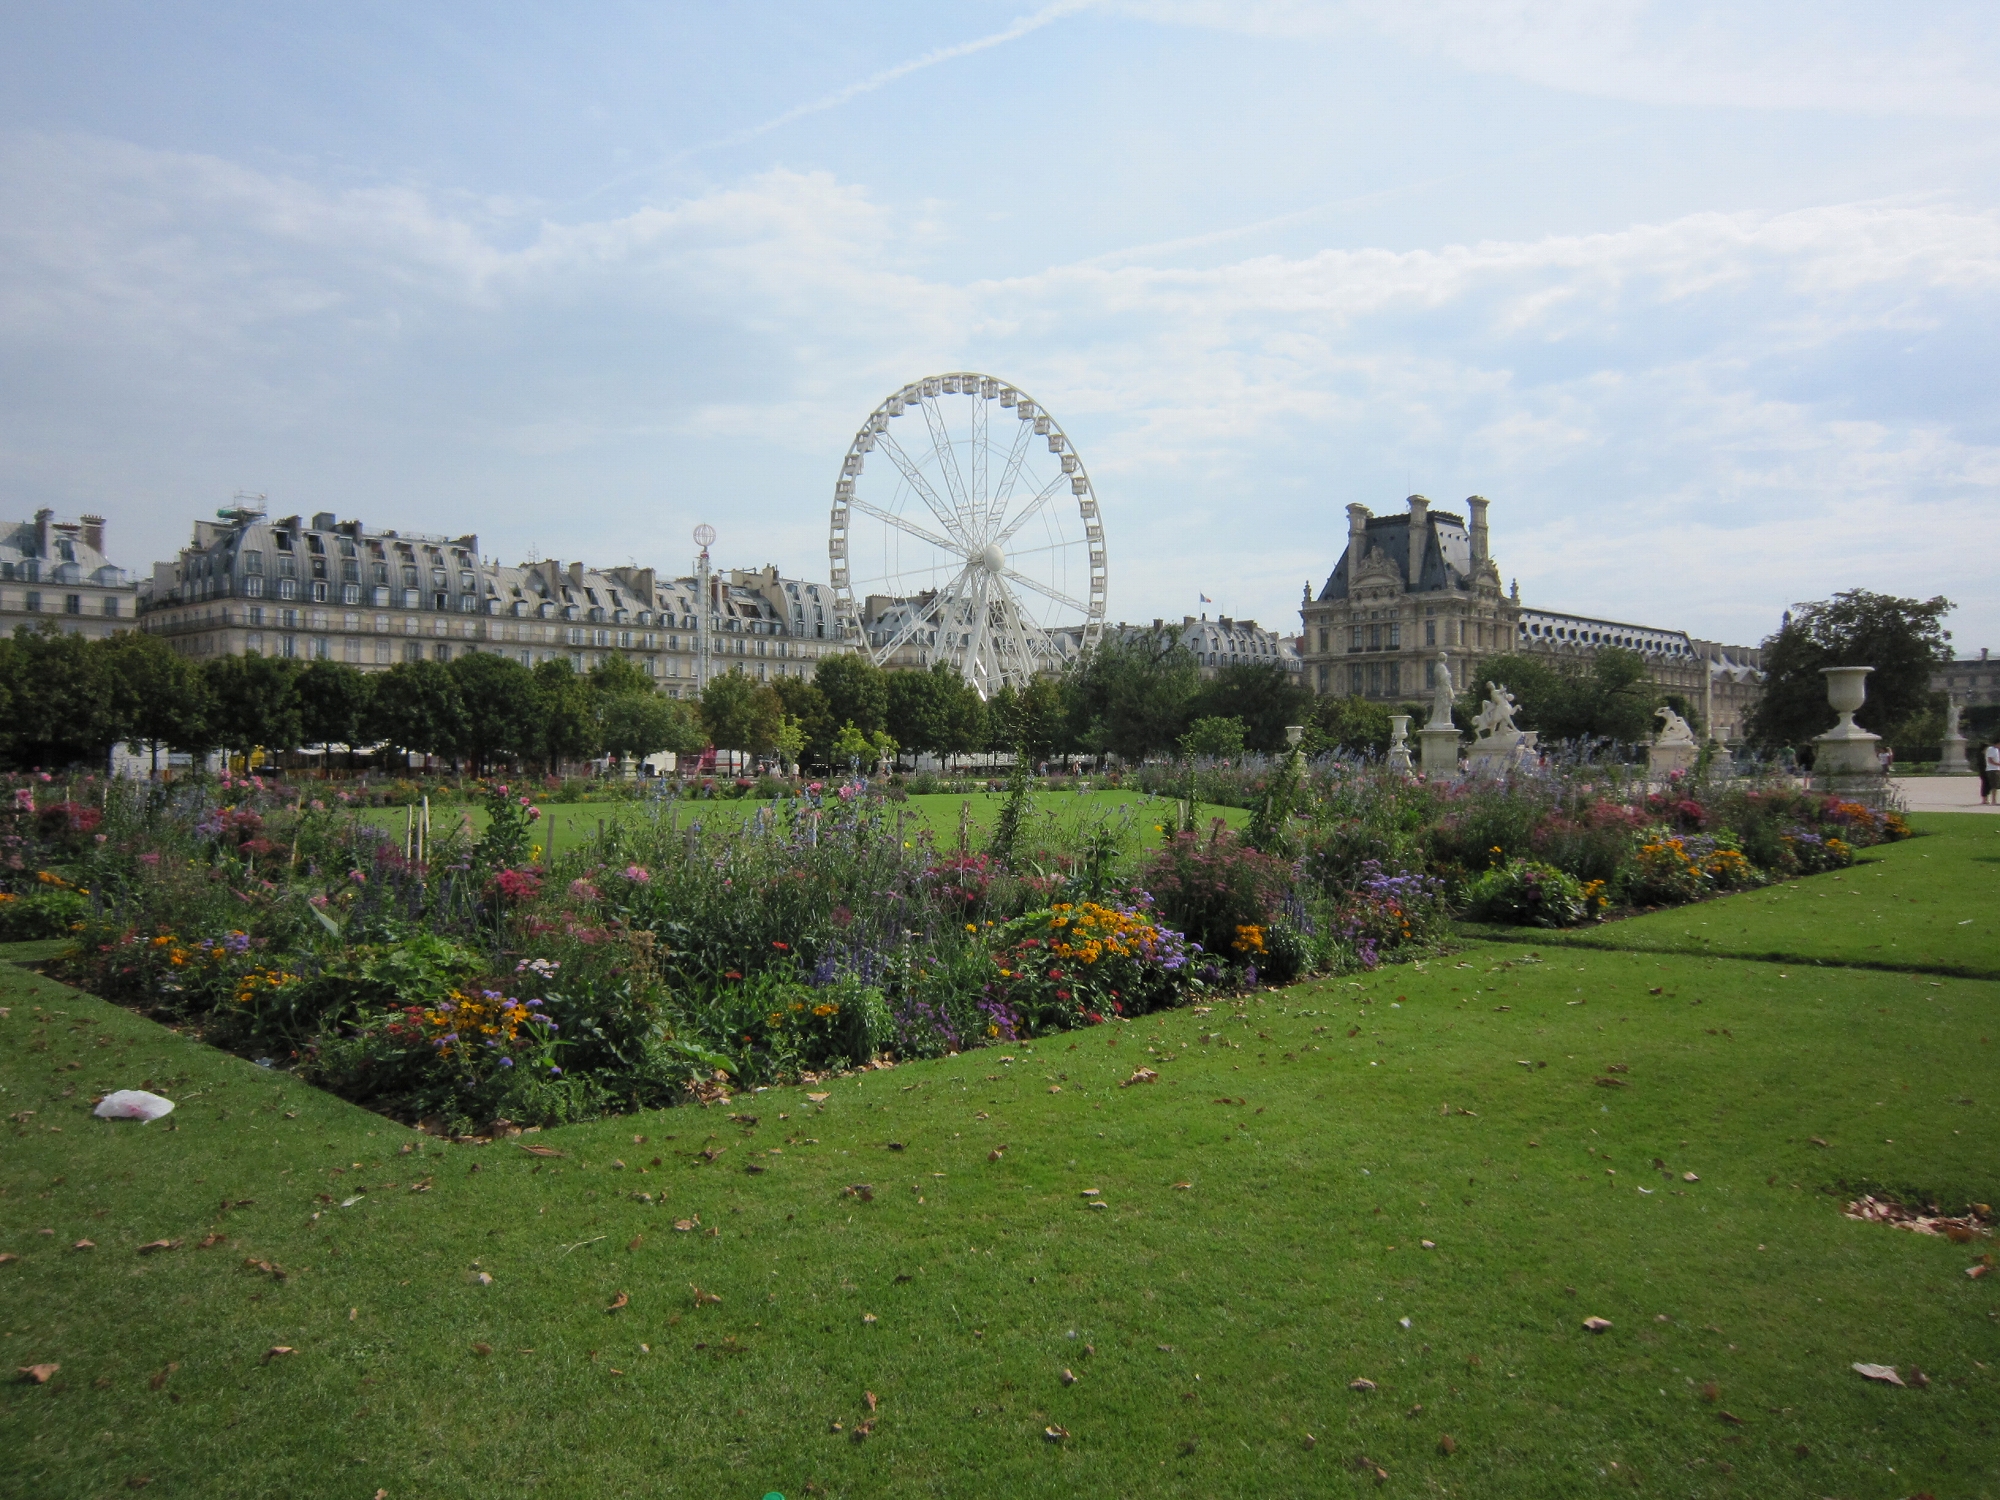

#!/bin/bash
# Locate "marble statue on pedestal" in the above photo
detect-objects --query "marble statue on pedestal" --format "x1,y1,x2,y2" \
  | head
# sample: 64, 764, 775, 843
1648, 704, 1700, 778
1418, 650, 1463, 776
1466, 680, 1538, 775
1940, 696, 1973, 776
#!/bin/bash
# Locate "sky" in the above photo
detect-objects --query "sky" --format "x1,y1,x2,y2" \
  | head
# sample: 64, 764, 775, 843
2, 1, 1996, 654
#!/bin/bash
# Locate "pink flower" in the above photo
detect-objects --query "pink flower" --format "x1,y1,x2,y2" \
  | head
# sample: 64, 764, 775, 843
12, 789, 33, 811
623, 865, 651, 883
569, 878, 600, 901
310, 799, 325, 812
527, 806, 542, 821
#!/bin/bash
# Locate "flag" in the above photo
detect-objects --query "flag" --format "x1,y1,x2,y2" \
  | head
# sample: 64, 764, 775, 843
1199, 593, 1212, 603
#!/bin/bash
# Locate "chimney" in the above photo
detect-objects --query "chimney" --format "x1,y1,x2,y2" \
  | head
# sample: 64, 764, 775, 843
1467, 495, 1490, 567
79, 514, 105, 557
33, 508, 52, 559
1345, 503, 1371, 585
311, 511, 336, 531
1405, 494, 1429, 589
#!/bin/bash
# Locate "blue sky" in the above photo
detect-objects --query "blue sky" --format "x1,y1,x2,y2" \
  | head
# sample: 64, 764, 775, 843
3, 1, 1996, 652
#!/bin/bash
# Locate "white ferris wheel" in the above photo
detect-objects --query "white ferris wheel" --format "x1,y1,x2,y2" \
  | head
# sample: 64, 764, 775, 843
829, 372, 1108, 695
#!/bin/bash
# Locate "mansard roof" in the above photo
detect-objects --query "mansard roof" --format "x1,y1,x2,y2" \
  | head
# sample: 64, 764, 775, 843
1317, 509, 1471, 602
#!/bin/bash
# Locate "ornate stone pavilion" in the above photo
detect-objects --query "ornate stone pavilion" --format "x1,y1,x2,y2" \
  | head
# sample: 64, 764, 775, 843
1297, 494, 1764, 737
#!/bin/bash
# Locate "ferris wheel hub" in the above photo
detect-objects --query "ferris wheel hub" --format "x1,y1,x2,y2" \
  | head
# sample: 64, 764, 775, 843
977, 542, 1006, 574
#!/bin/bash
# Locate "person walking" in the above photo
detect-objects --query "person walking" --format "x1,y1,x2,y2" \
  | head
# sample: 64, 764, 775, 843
1984, 740, 2000, 805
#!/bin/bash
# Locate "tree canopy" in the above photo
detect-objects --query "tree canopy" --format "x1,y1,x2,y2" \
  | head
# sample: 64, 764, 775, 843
1748, 589, 1953, 750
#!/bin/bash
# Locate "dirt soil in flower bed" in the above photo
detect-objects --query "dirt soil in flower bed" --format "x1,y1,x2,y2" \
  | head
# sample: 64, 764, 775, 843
2, 820, 1996, 1498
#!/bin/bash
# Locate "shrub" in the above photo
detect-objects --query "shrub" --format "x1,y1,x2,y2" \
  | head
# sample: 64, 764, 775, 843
0, 884, 90, 939
1462, 859, 1591, 928
1140, 823, 1292, 959
1330, 862, 1450, 967
1619, 830, 1710, 907
985, 899, 1195, 1033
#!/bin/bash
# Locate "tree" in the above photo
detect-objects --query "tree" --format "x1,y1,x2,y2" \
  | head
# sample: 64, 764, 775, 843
0, 625, 105, 769
99, 631, 210, 773
1748, 589, 1954, 750
1306, 694, 1394, 755
771, 676, 834, 767
812, 655, 888, 741
447, 652, 537, 775
884, 662, 983, 762
602, 692, 705, 764
1180, 715, 1247, 760
531, 658, 599, 772
298, 659, 372, 765
1065, 627, 1200, 762
204, 653, 304, 760
1010, 674, 1071, 762
364, 659, 465, 764
700, 671, 784, 754
1461, 648, 1656, 745
1187, 663, 1314, 753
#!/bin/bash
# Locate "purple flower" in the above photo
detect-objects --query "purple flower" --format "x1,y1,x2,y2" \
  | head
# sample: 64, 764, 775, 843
499, 1056, 514, 1068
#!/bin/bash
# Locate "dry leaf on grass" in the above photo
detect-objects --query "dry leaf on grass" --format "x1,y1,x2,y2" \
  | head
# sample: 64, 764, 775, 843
673, 1218, 698, 1232
1582, 1317, 1613, 1333
1302, 1433, 1317, 1450
18, 1364, 58, 1383
0, 1254, 16, 1265
1438, 1434, 1457, 1455
1852, 1363, 1904, 1386
1173, 1181, 1192, 1190
135, 1239, 180, 1255
1044, 1425, 1069, 1442
472, 1342, 493, 1356
844, 1184, 875, 1202
260, 1346, 296, 1365
1718, 1410, 1746, 1426
519, 1144, 565, 1158
861, 1313, 878, 1324
148, 1363, 178, 1391
605, 1291, 629, 1313
987, 1148, 1005, 1162
806, 1092, 830, 1104
72, 1239, 95, 1251
1060, 1368, 1077, 1385
689, 1285, 722, 1307
1349, 1378, 1377, 1392
1700, 1382, 1719, 1403
1121, 1069, 1158, 1088
196, 1234, 225, 1250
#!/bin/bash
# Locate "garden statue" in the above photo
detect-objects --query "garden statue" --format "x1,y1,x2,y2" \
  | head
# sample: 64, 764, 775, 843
1466, 680, 1537, 775
1811, 665, 1891, 806
1418, 651, 1463, 776
1941, 695, 1973, 776
1647, 704, 1699, 778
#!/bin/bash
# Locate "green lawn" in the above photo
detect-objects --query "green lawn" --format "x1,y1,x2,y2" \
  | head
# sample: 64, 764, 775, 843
3, 824, 1997, 1498
362, 789, 1250, 857
1465, 813, 2000, 980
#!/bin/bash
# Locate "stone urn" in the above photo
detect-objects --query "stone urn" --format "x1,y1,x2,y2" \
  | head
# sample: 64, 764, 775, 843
1386, 714, 1413, 774
1812, 665, 1883, 777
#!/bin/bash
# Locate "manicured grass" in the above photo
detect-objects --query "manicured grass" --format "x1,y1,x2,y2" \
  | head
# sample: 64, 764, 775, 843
360, 789, 1250, 855
6, 858, 1998, 1497
1464, 814, 2000, 979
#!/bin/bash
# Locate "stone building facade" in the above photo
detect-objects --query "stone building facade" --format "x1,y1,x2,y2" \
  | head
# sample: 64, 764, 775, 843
1298, 494, 1765, 738
1934, 648, 1999, 710
0, 510, 136, 640
138, 507, 849, 692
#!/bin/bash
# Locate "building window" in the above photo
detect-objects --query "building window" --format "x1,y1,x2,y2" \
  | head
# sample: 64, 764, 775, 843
1367, 663, 1381, 696
277, 578, 297, 600
1386, 662, 1400, 696
403, 642, 422, 663
1349, 625, 1362, 652
374, 641, 391, 664
342, 584, 360, 605
64, 594, 82, 615
246, 631, 264, 654
243, 550, 263, 575
1316, 664, 1329, 690
102, 596, 120, 617
1317, 628, 1329, 653
24, 591, 40, 612
280, 635, 297, 658
1388, 623, 1401, 649
1349, 664, 1363, 694
434, 644, 452, 663
344, 638, 361, 663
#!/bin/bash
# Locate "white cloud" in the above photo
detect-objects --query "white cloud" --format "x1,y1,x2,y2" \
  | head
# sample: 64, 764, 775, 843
1, 130, 1996, 646
1115, 1, 2000, 116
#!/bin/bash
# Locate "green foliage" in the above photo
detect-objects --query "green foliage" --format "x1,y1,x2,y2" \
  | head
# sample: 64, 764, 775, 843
1139, 822, 1292, 958
2, 624, 117, 768
700, 672, 784, 754
530, 658, 598, 771
1188, 663, 1313, 752
203, 652, 304, 756
447, 652, 535, 773
1466, 647, 1657, 744
1748, 588, 1954, 749
1462, 859, 1592, 927
1066, 626, 1200, 762
1179, 715, 1247, 760
364, 659, 464, 761
298, 659, 371, 754
1305, 694, 1397, 755
100, 631, 212, 769
0, 885, 90, 939
811, 654, 888, 740
771, 677, 834, 765
601, 692, 702, 762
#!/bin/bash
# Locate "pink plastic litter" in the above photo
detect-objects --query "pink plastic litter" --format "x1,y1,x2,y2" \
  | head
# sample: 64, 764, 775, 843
92, 1090, 176, 1122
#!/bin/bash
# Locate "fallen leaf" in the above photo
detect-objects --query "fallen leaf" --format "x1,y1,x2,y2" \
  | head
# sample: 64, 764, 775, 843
864, 1389, 878, 1411
148, 1363, 178, 1391
260, 1346, 296, 1365
196, 1234, 225, 1250
1303, 1433, 1317, 1450
1121, 1068, 1158, 1088
689, 1284, 722, 1307
1700, 1382, 1719, 1403
885, 1141, 905, 1151
1809, 1136, 1828, 1148
1081, 1188, 1101, 1197
135, 1239, 179, 1255
1969, 1264, 1990, 1279
1060, 1367, 1077, 1385
861, 1313, 878, 1324
1718, 1410, 1746, 1426
519, 1144, 565, 1158
673, 1218, 697, 1232
1909, 1366, 1931, 1388
805, 1092, 830, 1103
987, 1149, 1005, 1162
0, 1254, 16, 1266
1420, 1240, 1435, 1250
1438, 1434, 1457, 1455
1044, 1425, 1069, 1442
72, 1239, 95, 1251
605, 1291, 629, 1313
1852, 1362, 1905, 1386
844, 1184, 875, 1202
1582, 1317, 1613, 1333
1173, 1181, 1192, 1190
19, 1363, 58, 1383
1349, 1378, 1377, 1392
1683, 1172, 1700, 1182
472, 1342, 493, 1356
475, 1272, 493, 1287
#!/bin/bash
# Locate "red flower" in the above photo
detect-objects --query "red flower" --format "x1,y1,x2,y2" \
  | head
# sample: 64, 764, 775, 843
772, 941, 790, 951
1056, 989, 1071, 1001
725, 970, 743, 980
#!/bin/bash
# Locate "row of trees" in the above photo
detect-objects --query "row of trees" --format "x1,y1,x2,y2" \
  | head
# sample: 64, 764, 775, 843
0, 589, 1960, 774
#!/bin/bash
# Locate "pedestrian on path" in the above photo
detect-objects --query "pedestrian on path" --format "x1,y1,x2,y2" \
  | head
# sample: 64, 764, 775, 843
1984, 740, 2000, 804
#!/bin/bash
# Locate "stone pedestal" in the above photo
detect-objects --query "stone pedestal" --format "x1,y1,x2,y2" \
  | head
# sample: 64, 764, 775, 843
1419, 725, 1461, 777
1707, 742, 1736, 780
1811, 664, 1885, 789
1940, 733, 1973, 775
1647, 740, 1698, 778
